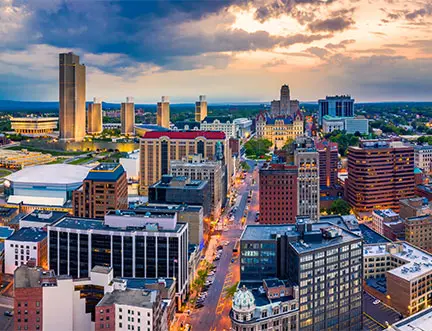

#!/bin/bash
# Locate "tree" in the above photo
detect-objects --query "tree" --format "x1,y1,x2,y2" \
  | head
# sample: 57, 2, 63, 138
328, 199, 351, 215
244, 138, 272, 158
240, 161, 251, 171
226, 282, 239, 298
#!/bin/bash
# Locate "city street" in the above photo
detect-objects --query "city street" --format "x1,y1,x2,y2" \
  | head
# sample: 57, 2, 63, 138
175, 159, 260, 331
0, 296, 14, 331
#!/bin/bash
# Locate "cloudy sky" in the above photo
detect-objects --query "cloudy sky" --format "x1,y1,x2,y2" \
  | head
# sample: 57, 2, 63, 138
1, 0, 432, 103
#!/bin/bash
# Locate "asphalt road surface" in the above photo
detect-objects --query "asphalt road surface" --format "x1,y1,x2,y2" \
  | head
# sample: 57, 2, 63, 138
185, 159, 260, 331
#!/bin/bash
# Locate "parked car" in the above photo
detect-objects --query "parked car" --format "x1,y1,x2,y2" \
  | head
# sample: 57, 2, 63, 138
4, 311, 13, 317
231, 258, 236, 263
373, 299, 381, 305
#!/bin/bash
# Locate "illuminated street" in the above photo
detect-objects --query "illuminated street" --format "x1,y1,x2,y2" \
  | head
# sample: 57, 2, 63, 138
174, 159, 261, 331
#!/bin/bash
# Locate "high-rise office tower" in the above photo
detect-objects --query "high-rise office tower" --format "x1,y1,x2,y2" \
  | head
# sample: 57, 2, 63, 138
240, 218, 363, 330
87, 97, 103, 134
73, 163, 128, 219
316, 140, 338, 188
318, 95, 355, 125
280, 84, 290, 115
139, 131, 230, 195
121, 97, 135, 135
195, 95, 208, 122
295, 148, 320, 221
259, 163, 298, 224
59, 52, 86, 142
346, 140, 415, 218
157, 96, 170, 129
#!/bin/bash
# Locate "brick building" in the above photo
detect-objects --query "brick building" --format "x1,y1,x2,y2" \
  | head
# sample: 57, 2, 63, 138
259, 163, 298, 224
73, 163, 128, 219
346, 140, 415, 219
315, 140, 338, 188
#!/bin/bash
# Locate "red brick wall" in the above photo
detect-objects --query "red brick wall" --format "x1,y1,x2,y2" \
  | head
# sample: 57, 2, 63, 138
95, 304, 115, 331
14, 287, 43, 331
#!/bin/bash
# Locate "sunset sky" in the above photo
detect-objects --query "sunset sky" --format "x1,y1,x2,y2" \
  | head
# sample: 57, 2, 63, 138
1, 0, 431, 103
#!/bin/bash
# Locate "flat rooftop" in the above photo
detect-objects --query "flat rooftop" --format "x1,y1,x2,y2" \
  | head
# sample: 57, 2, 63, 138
22, 210, 68, 224
365, 242, 432, 281
390, 306, 432, 330
119, 277, 175, 290
7, 227, 46, 242
86, 163, 125, 182
97, 288, 158, 308
359, 224, 391, 244
51, 216, 186, 233
373, 209, 399, 218
0, 226, 14, 239
241, 222, 361, 254
107, 210, 176, 219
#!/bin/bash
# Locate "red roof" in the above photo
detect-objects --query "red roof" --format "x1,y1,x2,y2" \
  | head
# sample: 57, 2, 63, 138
142, 131, 226, 140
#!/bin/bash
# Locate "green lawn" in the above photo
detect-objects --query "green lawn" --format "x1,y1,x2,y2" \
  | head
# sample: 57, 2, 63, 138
0, 169, 12, 178
69, 157, 94, 165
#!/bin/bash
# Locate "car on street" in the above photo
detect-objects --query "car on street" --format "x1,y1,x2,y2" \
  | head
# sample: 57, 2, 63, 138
195, 303, 204, 309
4, 311, 13, 317
214, 256, 220, 261
217, 245, 223, 250
373, 299, 381, 305
208, 271, 215, 276
231, 258, 235, 263
224, 241, 230, 246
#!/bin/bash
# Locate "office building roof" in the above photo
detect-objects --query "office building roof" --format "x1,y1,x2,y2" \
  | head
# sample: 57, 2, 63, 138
5, 164, 90, 185
150, 175, 207, 190
0, 207, 17, 218
359, 224, 391, 244
389, 306, 432, 331
7, 227, 46, 242
51, 216, 186, 234
373, 209, 399, 218
364, 242, 432, 281
202, 116, 233, 123
134, 124, 170, 132
119, 277, 175, 290
97, 288, 159, 308
241, 221, 361, 254
0, 226, 14, 239
21, 210, 68, 224
142, 131, 226, 140
85, 163, 125, 182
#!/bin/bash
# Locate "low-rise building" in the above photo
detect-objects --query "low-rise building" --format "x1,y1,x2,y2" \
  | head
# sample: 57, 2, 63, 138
414, 144, 432, 174
5, 227, 47, 274
19, 210, 68, 229
171, 154, 224, 220
372, 209, 402, 235
95, 288, 166, 331
386, 306, 432, 331
399, 197, 432, 219
200, 116, 238, 138
0, 207, 19, 226
364, 242, 432, 316
405, 215, 432, 253
148, 175, 212, 218
322, 115, 368, 134
230, 279, 299, 331
10, 116, 58, 135
0, 149, 56, 169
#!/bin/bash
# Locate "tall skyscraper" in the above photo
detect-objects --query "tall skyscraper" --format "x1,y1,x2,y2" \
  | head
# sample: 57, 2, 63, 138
346, 140, 415, 218
318, 95, 355, 125
316, 140, 338, 188
87, 97, 102, 134
157, 96, 170, 128
295, 148, 320, 221
121, 96, 135, 135
59, 52, 86, 142
280, 84, 290, 115
195, 95, 208, 122
259, 163, 298, 224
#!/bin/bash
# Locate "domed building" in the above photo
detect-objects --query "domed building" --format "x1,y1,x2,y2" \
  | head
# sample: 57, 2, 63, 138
230, 279, 299, 331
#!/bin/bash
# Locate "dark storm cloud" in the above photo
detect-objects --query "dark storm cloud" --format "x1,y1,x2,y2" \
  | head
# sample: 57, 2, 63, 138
7, 0, 331, 72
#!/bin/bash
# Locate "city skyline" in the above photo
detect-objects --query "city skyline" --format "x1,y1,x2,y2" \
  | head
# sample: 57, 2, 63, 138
0, 0, 431, 103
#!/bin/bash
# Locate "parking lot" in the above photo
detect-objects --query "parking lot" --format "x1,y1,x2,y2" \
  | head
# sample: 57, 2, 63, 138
363, 292, 402, 330
0, 306, 14, 331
